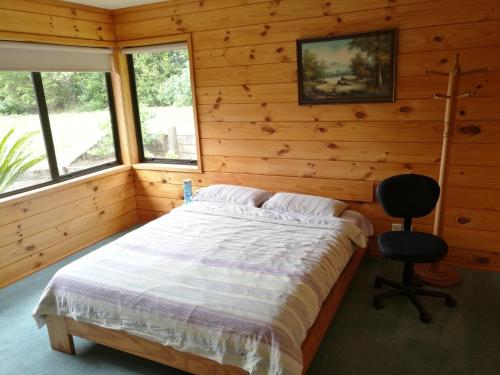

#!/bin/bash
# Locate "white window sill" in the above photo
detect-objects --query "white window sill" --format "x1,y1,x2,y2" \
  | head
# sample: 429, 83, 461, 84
132, 163, 202, 173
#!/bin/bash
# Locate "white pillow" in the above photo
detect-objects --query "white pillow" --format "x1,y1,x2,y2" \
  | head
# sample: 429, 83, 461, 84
192, 184, 273, 207
262, 192, 348, 217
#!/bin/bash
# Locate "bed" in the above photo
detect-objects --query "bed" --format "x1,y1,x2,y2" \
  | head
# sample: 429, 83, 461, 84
34, 192, 373, 375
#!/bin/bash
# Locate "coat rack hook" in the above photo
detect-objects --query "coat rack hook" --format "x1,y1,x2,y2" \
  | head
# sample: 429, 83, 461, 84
431, 93, 449, 99
461, 67, 488, 76
425, 70, 448, 76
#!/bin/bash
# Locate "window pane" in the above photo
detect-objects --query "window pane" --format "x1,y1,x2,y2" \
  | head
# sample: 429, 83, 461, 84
41, 72, 117, 176
0, 72, 50, 194
132, 48, 197, 163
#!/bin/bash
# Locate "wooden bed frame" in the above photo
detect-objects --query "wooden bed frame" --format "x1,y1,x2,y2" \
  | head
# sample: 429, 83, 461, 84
45, 246, 366, 375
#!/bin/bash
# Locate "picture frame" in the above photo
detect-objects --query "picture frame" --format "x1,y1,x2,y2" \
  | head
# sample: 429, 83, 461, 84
296, 29, 398, 105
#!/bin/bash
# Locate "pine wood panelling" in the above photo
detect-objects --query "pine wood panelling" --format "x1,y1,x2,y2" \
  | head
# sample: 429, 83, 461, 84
134, 180, 202, 198
120, 0, 500, 271
0, 8, 114, 41
0, 170, 132, 227
197, 83, 297, 104
396, 73, 500, 100
193, 43, 500, 73
193, 41, 297, 68
203, 156, 438, 181
136, 196, 183, 212
0, 211, 137, 288
199, 98, 499, 122
188, 0, 500, 51
398, 20, 500, 53
449, 166, 500, 190
133, 169, 373, 202
201, 139, 442, 164
193, 53, 500, 86
451, 144, 500, 166
0, 169, 137, 287
115, 0, 500, 41
199, 121, 445, 142
195, 63, 297, 86
197, 72, 499, 103
398, 47, 500, 76
112, 0, 269, 25
447, 187, 500, 210
0, 196, 136, 270
114, 0, 418, 40
0, 182, 134, 250
0, 0, 112, 23
0, 167, 137, 287
198, 100, 448, 122
0, 0, 114, 44
0, 31, 114, 47
445, 248, 500, 272
445, 207, 500, 232
200, 120, 500, 144
446, 227, 500, 254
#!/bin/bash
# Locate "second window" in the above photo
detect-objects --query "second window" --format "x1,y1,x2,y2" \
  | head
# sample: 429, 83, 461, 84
126, 42, 198, 166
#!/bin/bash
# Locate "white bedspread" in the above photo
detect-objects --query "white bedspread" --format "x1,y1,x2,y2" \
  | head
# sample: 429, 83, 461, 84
33, 202, 368, 375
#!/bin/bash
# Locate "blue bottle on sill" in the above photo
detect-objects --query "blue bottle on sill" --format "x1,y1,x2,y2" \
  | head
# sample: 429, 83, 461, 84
183, 179, 192, 204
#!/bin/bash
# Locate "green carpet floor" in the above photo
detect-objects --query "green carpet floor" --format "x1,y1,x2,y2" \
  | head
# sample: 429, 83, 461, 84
1, 228, 499, 375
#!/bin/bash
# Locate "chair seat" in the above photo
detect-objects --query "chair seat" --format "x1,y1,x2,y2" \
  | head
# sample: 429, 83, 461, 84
378, 231, 448, 263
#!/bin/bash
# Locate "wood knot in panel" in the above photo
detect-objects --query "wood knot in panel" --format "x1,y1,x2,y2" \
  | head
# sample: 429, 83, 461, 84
459, 124, 481, 136
476, 256, 490, 264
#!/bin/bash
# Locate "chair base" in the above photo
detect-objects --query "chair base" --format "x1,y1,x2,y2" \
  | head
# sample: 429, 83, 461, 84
373, 262, 457, 323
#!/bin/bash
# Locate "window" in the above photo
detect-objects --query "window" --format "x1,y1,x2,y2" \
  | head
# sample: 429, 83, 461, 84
41, 72, 118, 176
0, 72, 50, 194
125, 42, 198, 165
0, 42, 121, 199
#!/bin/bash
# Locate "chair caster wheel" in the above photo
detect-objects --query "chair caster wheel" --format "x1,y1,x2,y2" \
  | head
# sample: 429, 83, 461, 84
445, 297, 457, 308
373, 298, 384, 309
374, 277, 383, 289
420, 312, 431, 323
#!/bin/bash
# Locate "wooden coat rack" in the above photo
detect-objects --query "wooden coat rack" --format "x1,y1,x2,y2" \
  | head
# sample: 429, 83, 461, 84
415, 54, 487, 287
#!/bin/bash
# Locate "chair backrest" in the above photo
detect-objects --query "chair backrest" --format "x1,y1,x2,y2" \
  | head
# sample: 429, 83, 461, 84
377, 174, 440, 220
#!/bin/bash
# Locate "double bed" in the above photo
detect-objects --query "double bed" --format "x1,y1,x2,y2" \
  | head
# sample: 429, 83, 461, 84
33, 187, 373, 375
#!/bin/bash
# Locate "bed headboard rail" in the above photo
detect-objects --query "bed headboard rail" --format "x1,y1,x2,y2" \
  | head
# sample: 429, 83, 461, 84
134, 169, 374, 203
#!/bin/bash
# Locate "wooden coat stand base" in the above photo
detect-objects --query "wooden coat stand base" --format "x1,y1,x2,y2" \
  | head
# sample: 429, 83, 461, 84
415, 263, 462, 288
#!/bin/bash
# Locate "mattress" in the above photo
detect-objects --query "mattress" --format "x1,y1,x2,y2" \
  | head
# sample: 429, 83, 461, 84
33, 201, 368, 375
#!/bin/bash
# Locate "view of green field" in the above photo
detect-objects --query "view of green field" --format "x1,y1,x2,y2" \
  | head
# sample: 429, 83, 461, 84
0, 47, 196, 194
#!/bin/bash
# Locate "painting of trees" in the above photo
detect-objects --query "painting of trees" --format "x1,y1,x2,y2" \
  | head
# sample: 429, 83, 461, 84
348, 33, 393, 92
298, 29, 396, 104
302, 50, 328, 82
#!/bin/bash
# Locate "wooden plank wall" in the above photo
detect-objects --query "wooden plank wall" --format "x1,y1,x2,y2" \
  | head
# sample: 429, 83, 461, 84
0, 0, 138, 287
0, 167, 137, 287
114, 0, 500, 272
0, 0, 114, 46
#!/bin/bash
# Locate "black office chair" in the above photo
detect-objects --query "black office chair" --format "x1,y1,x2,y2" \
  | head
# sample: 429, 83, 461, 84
374, 174, 456, 323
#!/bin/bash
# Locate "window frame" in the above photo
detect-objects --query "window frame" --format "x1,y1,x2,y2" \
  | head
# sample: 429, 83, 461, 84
124, 37, 201, 168
0, 71, 122, 199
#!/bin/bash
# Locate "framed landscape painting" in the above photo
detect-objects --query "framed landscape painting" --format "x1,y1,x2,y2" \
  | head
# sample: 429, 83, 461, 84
297, 29, 397, 105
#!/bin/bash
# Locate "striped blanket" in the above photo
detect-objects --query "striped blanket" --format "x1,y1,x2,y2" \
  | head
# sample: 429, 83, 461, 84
33, 201, 368, 375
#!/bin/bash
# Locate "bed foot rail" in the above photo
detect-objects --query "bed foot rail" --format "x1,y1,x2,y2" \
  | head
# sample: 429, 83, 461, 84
46, 315, 75, 355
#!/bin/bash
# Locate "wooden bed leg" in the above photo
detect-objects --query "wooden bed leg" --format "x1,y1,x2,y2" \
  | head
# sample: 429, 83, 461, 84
46, 315, 75, 355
